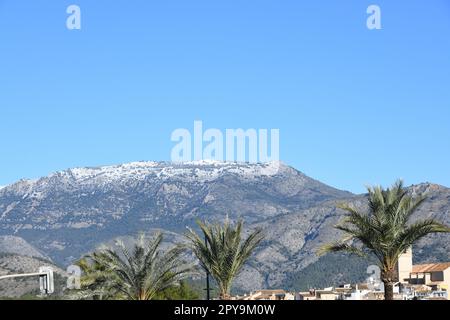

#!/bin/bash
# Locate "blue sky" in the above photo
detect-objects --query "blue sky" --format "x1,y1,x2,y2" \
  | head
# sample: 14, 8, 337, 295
0, 0, 449, 193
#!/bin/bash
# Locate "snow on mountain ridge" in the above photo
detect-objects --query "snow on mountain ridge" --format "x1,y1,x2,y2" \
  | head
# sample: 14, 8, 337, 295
64, 161, 285, 180
1, 161, 287, 192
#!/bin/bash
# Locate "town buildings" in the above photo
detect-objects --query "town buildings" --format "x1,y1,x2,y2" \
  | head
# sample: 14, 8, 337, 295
235, 249, 449, 300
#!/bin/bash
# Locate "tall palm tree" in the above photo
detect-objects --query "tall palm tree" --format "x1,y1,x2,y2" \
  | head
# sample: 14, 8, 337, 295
320, 180, 450, 300
77, 233, 194, 300
186, 219, 264, 300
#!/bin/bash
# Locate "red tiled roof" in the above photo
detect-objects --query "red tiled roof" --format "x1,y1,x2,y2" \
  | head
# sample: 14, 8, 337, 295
412, 262, 450, 273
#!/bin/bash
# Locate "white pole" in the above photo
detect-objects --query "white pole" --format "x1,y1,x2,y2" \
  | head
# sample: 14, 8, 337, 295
0, 272, 45, 280
0, 267, 54, 294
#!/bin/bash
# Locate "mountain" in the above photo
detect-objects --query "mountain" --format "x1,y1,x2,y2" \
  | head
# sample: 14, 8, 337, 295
0, 236, 48, 260
0, 161, 449, 292
0, 161, 351, 264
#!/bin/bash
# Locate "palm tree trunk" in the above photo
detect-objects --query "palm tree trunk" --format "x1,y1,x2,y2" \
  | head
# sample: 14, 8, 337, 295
219, 292, 230, 300
383, 281, 394, 300
382, 268, 396, 300
138, 289, 146, 300
219, 287, 231, 300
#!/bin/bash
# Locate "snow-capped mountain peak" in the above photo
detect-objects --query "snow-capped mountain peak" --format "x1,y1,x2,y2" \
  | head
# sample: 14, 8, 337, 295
0, 161, 291, 196
49, 161, 287, 184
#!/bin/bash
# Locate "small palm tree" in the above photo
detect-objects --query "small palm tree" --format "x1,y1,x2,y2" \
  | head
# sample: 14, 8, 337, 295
74, 256, 119, 300
320, 180, 450, 300
186, 219, 264, 300
77, 233, 194, 300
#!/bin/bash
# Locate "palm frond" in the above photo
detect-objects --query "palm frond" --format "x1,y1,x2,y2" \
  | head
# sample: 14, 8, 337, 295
73, 232, 194, 300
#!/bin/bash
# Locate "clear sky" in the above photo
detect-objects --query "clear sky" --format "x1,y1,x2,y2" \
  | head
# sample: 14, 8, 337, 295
1, 0, 449, 193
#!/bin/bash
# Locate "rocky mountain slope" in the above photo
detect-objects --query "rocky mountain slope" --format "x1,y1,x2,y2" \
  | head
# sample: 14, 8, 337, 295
0, 236, 48, 260
0, 161, 448, 292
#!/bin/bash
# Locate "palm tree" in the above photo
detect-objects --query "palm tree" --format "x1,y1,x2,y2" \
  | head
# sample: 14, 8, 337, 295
74, 256, 119, 300
320, 180, 450, 300
186, 219, 264, 300
76, 233, 194, 300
